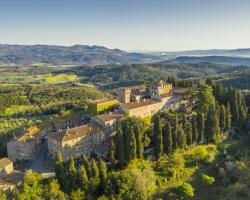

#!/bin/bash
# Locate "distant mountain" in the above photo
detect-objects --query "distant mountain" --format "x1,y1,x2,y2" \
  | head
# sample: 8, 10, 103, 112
161, 56, 250, 66
0, 44, 160, 66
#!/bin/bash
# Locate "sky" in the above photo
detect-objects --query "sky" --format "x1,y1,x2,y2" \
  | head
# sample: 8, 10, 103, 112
0, 0, 250, 51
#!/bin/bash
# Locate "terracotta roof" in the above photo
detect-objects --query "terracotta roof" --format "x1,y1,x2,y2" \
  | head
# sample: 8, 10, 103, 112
0, 158, 12, 169
2, 170, 24, 185
49, 123, 103, 143
159, 93, 172, 98
95, 111, 124, 123
131, 90, 145, 96
121, 99, 161, 110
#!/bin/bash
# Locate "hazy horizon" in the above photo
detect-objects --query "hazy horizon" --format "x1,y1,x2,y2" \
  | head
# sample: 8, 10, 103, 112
1, 0, 250, 51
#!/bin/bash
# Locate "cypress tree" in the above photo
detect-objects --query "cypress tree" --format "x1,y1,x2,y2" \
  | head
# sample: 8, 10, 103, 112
135, 128, 144, 159
154, 114, 163, 158
55, 152, 64, 186
192, 115, 198, 144
182, 115, 188, 134
232, 90, 239, 125
220, 105, 226, 131
79, 165, 88, 189
82, 154, 92, 179
225, 102, 232, 130
205, 105, 220, 143
108, 140, 116, 167
123, 124, 131, 162
98, 160, 108, 194
172, 115, 178, 149
116, 129, 125, 165
178, 124, 186, 149
165, 122, 173, 154
197, 112, 205, 144
187, 122, 193, 146
91, 159, 100, 184
68, 156, 77, 189
130, 129, 137, 160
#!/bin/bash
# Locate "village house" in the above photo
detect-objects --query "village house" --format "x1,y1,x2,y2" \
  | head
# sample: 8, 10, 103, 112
47, 123, 107, 161
0, 158, 24, 191
92, 110, 124, 134
7, 122, 50, 162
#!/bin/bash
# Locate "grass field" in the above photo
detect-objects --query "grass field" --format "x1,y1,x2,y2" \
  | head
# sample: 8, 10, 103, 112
0, 73, 79, 84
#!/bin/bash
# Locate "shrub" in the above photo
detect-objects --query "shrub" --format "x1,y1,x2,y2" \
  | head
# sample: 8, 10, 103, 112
177, 182, 195, 199
201, 174, 215, 185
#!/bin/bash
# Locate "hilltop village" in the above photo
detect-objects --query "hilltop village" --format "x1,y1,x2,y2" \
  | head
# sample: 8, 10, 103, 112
0, 80, 185, 190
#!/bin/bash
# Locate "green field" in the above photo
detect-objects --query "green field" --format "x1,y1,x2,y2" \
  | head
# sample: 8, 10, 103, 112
0, 73, 79, 84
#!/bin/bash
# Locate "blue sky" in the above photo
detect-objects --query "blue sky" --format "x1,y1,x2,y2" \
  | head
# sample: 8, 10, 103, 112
0, 0, 250, 51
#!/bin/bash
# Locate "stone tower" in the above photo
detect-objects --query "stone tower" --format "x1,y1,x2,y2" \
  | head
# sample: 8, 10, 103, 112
121, 88, 131, 103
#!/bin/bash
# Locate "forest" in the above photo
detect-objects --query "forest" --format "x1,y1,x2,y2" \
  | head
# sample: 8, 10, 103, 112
1, 79, 250, 200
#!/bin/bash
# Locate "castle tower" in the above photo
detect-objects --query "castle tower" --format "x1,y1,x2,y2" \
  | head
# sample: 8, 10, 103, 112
121, 88, 131, 103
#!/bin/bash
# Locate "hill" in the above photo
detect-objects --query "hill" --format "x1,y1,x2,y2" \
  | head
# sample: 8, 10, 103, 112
0, 44, 160, 66
161, 56, 250, 66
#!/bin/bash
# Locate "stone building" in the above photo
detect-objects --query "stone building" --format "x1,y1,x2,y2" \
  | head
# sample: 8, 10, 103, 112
92, 111, 124, 134
47, 123, 107, 161
0, 158, 13, 178
147, 80, 173, 98
7, 122, 50, 162
0, 158, 24, 191
120, 99, 164, 118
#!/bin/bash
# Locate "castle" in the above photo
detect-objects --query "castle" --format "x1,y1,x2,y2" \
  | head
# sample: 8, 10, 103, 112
8, 80, 175, 162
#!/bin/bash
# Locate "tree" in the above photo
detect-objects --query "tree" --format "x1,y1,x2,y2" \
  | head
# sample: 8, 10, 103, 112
177, 182, 195, 200
205, 105, 220, 143
135, 128, 144, 159
17, 170, 44, 200
192, 115, 198, 144
91, 159, 100, 185
232, 90, 239, 125
225, 102, 232, 130
68, 156, 77, 189
44, 179, 67, 200
82, 155, 92, 179
116, 129, 125, 165
197, 112, 205, 144
130, 129, 137, 160
98, 160, 108, 194
165, 121, 173, 154
220, 105, 226, 131
186, 122, 193, 146
182, 115, 188, 134
178, 124, 186, 149
79, 165, 89, 189
153, 114, 163, 158
108, 140, 116, 167
55, 152, 65, 186
173, 115, 178, 149
70, 189, 85, 200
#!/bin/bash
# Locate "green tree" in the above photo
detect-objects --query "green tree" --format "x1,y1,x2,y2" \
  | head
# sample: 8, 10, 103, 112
44, 179, 67, 200
173, 115, 178, 149
79, 165, 89, 189
205, 105, 220, 143
220, 105, 226, 131
178, 124, 186, 148
192, 115, 198, 144
225, 102, 232, 130
177, 182, 195, 200
91, 159, 100, 185
68, 156, 77, 189
82, 155, 92, 179
116, 129, 125, 165
17, 170, 44, 200
165, 121, 173, 154
130, 129, 137, 160
135, 128, 144, 159
186, 122, 193, 146
70, 189, 85, 200
108, 140, 116, 167
153, 114, 163, 158
55, 152, 65, 186
98, 160, 108, 194
197, 112, 205, 144
232, 90, 239, 125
